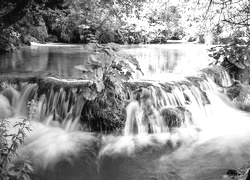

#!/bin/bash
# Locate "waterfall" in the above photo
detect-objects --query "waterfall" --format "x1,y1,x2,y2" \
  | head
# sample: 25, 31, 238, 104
3, 66, 250, 180
124, 66, 232, 134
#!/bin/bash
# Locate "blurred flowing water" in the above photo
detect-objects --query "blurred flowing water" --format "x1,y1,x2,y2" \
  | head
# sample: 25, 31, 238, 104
1, 43, 250, 180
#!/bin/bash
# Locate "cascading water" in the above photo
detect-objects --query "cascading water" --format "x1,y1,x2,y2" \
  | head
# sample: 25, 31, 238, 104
2, 66, 250, 180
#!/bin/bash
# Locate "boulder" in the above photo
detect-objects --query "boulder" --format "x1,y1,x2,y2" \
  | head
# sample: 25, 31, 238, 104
160, 106, 192, 129
233, 85, 250, 111
225, 80, 250, 111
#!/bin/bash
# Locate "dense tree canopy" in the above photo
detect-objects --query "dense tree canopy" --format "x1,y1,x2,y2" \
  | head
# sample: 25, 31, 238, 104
1, 0, 250, 53
178, 0, 250, 41
0, 0, 32, 30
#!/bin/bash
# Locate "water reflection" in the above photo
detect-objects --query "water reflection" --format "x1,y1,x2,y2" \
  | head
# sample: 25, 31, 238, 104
45, 46, 89, 78
0, 43, 210, 79
0, 46, 49, 72
120, 44, 210, 80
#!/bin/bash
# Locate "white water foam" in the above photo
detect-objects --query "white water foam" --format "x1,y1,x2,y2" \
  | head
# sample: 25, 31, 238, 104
1, 69, 250, 180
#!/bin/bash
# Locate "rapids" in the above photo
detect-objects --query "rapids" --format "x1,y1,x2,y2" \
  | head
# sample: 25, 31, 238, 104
1, 68, 250, 180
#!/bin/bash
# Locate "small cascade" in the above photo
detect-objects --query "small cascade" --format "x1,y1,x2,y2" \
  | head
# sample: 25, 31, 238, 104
124, 66, 232, 134
4, 66, 250, 180
0, 66, 232, 132
1, 85, 20, 110
36, 87, 86, 122
124, 88, 168, 136
0, 82, 88, 126
15, 83, 38, 116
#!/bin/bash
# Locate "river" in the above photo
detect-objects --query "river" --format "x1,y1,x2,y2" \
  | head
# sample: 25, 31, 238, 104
0, 43, 211, 80
1, 43, 250, 180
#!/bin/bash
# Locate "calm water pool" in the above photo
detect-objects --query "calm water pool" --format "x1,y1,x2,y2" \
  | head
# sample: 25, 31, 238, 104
0, 43, 211, 80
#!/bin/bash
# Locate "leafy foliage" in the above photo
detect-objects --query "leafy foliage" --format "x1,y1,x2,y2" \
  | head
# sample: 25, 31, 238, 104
2, 0, 250, 51
0, 118, 33, 180
77, 43, 143, 133
75, 43, 143, 93
207, 37, 250, 84
208, 37, 250, 69
0, 28, 22, 53
0, 101, 35, 180
32, 0, 185, 44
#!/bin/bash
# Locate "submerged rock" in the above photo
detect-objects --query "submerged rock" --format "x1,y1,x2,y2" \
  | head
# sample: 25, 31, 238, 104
224, 161, 250, 180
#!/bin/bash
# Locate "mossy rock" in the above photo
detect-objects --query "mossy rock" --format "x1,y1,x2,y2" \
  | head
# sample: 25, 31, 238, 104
233, 85, 250, 111
200, 66, 228, 86
160, 106, 192, 129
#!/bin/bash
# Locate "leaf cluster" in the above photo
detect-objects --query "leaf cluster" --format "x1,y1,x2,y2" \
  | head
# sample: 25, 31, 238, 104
208, 38, 250, 69
77, 43, 143, 132
75, 43, 143, 93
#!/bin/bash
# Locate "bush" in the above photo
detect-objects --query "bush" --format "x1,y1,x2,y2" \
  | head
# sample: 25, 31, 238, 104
0, 101, 36, 180
208, 37, 250, 83
0, 28, 22, 53
76, 43, 143, 132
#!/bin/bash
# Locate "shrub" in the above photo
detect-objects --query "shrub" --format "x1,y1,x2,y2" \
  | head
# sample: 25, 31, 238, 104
0, 101, 36, 180
76, 43, 143, 132
208, 37, 250, 82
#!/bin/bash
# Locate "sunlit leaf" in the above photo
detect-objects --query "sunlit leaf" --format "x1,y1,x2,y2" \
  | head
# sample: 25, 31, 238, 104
95, 67, 104, 80
126, 55, 144, 75
109, 69, 129, 84
89, 55, 102, 69
94, 80, 105, 92
83, 88, 98, 100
